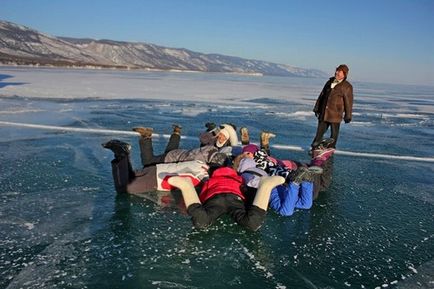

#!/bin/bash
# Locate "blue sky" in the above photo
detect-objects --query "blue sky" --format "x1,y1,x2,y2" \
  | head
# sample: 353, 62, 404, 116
1, 0, 433, 85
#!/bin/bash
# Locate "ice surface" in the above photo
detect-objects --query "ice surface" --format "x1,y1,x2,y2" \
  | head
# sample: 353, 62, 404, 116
1, 67, 433, 289
0, 66, 321, 105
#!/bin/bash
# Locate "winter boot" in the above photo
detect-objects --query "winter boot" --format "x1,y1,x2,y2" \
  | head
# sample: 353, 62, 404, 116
291, 167, 316, 184
240, 127, 250, 145
307, 166, 324, 174
311, 138, 335, 150
312, 147, 336, 159
260, 131, 276, 152
102, 139, 131, 158
172, 124, 182, 135
310, 138, 335, 155
318, 138, 335, 149
132, 127, 153, 138
311, 148, 336, 166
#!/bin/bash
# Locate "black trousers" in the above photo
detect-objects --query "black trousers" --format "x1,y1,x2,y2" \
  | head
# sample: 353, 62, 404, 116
139, 134, 180, 167
187, 193, 267, 231
312, 157, 334, 200
311, 120, 340, 148
111, 155, 135, 194
110, 155, 158, 194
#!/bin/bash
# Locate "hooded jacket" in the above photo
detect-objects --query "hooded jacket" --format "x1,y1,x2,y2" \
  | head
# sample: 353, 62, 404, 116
199, 167, 244, 203
314, 77, 353, 123
237, 158, 267, 188
269, 182, 313, 216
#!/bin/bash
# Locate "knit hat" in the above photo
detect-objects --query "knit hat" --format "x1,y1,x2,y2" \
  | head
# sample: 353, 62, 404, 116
242, 144, 259, 154
216, 128, 230, 148
336, 64, 349, 78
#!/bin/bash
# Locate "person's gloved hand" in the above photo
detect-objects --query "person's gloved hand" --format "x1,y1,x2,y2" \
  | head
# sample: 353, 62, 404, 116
344, 118, 351, 124
205, 122, 216, 131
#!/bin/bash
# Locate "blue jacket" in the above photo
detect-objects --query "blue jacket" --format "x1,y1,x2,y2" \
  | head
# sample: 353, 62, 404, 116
269, 181, 313, 216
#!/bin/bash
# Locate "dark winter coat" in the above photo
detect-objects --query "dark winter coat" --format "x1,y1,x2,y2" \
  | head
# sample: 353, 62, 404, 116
314, 77, 353, 123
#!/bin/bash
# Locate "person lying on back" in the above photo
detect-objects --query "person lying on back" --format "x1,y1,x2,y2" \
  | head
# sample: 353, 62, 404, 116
102, 139, 209, 209
131, 124, 228, 167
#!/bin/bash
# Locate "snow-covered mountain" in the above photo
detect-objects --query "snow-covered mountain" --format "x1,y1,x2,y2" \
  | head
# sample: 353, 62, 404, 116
0, 20, 327, 78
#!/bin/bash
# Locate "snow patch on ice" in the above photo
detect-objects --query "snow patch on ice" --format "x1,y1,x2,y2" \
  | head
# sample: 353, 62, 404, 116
268, 110, 313, 120
23, 222, 35, 230
0, 109, 44, 114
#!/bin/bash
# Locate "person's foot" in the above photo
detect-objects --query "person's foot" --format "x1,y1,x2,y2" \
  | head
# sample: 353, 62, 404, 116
312, 138, 334, 149
102, 139, 131, 156
260, 131, 276, 147
291, 167, 314, 184
132, 127, 153, 138
318, 138, 335, 149
307, 166, 323, 174
240, 127, 250, 145
312, 147, 336, 160
172, 124, 182, 135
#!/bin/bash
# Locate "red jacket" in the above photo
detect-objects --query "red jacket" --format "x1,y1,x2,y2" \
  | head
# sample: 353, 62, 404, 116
199, 167, 245, 203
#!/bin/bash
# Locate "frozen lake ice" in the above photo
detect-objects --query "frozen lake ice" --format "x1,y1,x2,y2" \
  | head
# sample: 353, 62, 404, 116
1, 67, 433, 289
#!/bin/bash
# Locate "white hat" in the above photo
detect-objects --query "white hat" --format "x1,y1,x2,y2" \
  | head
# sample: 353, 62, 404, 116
219, 128, 230, 139
216, 128, 230, 147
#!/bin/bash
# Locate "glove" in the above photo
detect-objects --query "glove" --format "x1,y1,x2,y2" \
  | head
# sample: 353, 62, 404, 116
205, 122, 216, 131
344, 118, 351, 124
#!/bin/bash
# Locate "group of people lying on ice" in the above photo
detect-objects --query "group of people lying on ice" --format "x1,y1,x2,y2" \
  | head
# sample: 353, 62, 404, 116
102, 123, 336, 231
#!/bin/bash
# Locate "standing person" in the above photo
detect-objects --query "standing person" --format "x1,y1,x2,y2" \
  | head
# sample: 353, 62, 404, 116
311, 64, 353, 150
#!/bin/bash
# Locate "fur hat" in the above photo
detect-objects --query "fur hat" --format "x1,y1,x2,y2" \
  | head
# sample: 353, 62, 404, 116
242, 144, 259, 154
336, 64, 349, 78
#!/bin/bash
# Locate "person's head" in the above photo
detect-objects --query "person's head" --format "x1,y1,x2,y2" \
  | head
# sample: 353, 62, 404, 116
216, 128, 230, 147
335, 64, 349, 81
231, 154, 244, 171
242, 144, 259, 159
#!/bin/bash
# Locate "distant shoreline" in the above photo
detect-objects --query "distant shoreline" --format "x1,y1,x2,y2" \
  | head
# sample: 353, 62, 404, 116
2, 64, 434, 89
0, 62, 264, 77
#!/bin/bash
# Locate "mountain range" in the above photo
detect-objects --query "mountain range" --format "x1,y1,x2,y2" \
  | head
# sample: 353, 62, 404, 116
0, 20, 327, 78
